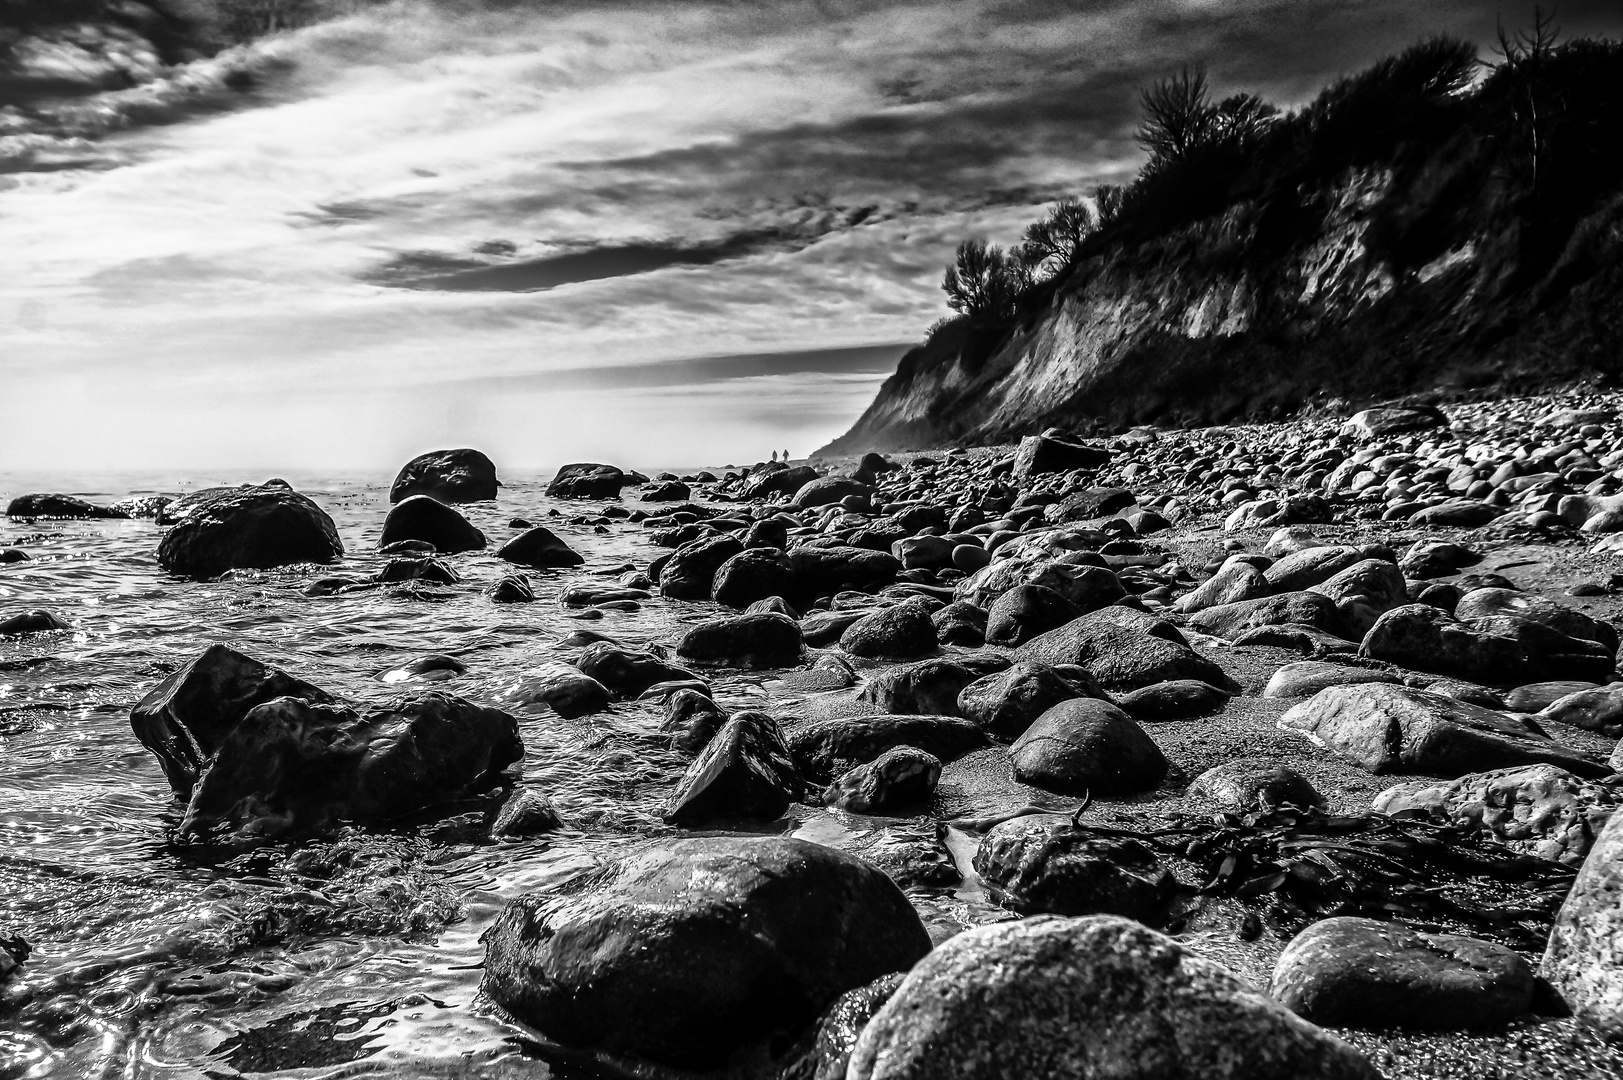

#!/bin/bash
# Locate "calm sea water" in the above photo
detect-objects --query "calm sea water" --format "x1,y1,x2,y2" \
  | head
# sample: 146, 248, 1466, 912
0, 471, 988, 1079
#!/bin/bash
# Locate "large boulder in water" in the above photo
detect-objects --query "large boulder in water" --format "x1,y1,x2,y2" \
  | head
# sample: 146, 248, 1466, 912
659, 534, 745, 600
497, 526, 583, 568
380, 495, 486, 553
787, 545, 900, 601
845, 915, 1379, 1080
180, 690, 522, 839
784, 714, 987, 785
388, 448, 499, 503
546, 463, 626, 499
5, 493, 127, 519
480, 835, 932, 1069
131, 644, 339, 798
156, 484, 343, 577
664, 712, 801, 825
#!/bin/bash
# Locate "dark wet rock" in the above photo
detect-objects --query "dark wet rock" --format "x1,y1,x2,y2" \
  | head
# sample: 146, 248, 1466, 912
379, 495, 485, 554
846, 915, 1379, 1080
1278, 683, 1607, 778
746, 595, 798, 618
711, 547, 796, 607
1454, 587, 1619, 651
1271, 916, 1535, 1031
1342, 405, 1446, 438
792, 476, 873, 509
1009, 698, 1167, 795
1011, 433, 1109, 478
957, 661, 1098, 742
1263, 660, 1403, 698
822, 745, 941, 814
745, 464, 818, 500
0, 549, 28, 563
110, 494, 173, 518
1360, 604, 1615, 685
1506, 680, 1603, 713
1189, 761, 1325, 812
1541, 684, 1623, 736
1542, 809, 1623, 1041
1019, 612, 1236, 693
0, 609, 71, 636
974, 815, 1174, 917
1263, 545, 1364, 591
492, 788, 564, 837
892, 534, 954, 570
1223, 494, 1333, 531
677, 612, 803, 668
497, 526, 583, 568
841, 599, 938, 660
576, 642, 698, 697
858, 657, 1006, 716
1046, 486, 1135, 523
1400, 540, 1482, 580
931, 599, 987, 646
389, 448, 498, 503
784, 714, 987, 785
782, 973, 905, 1080
377, 556, 458, 585
743, 517, 791, 549
5, 493, 126, 519
1187, 591, 1345, 641
481, 836, 932, 1069
1115, 679, 1233, 721
788, 545, 901, 600
487, 573, 535, 603
182, 690, 522, 839
1373, 764, 1619, 865
800, 608, 872, 647
157, 484, 344, 577
131, 644, 339, 798
984, 584, 1083, 646
642, 480, 691, 502
661, 688, 727, 753
495, 662, 611, 719
546, 463, 626, 500
659, 534, 746, 600
376, 654, 465, 684
1233, 623, 1360, 655
665, 712, 801, 825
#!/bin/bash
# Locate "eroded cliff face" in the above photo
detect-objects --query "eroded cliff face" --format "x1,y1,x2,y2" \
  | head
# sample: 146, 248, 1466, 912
821, 165, 1623, 456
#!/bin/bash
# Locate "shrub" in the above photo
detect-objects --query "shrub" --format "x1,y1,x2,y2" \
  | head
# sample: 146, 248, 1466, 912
941, 239, 1028, 326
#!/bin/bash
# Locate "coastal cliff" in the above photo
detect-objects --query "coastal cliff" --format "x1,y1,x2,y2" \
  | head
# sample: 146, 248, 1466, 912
821, 36, 1623, 455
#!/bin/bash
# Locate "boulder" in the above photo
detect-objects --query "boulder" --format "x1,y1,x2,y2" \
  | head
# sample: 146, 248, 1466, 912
744, 464, 818, 500
379, 495, 485, 554
642, 480, 691, 502
857, 657, 1004, 716
792, 476, 873, 509
497, 527, 583, 568
482, 836, 932, 1069
784, 714, 986, 785
845, 915, 1379, 1080
1278, 683, 1607, 778
677, 612, 804, 668
1047, 487, 1135, 523
665, 712, 801, 825
788, 545, 901, 601
1271, 917, 1534, 1030
1400, 540, 1481, 580
841, 599, 938, 660
492, 788, 565, 837
181, 690, 522, 838
1263, 545, 1364, 591
1341, 405, 1446, 438
973, 815, 1173, 918
487, 574, 536, 603
1373, 764, 1619, 865
1011, 434, 1109, 478
494, 663, 610, 719
545, 463, 626, 499
1542, 809, 1623, 1041
157, 484, 344, 577
0, 609, 71, 636
661, 688, 728, 753
1506, 680, 1603, 712
1189, 761, 1324, 812
984, 584, 1083, 646
130, 643, 339, 798
1360, 604, 1615, 685
1172, 558, 1271, 614
576, 643, 698, 697
389, 448, 498, 503
5, 493, 126, 519
1308, 558, 1409, 636
892, 535, 955, 570
1009, 698, 1167, 796
1410, 499, 1507, 528
932, 600, 987, 646
659, 534, 746, 600
1541, 684, 1623, 736
822, 746, 940, 814
957, 662, 1096, 741
711, 547, 796, 607
1263, 660, 1403, 699
377, 556, 458, 585
1114, 679, 1233, 721
1019, 613, 1236, 693
1454, 587, 1618, 651
1186, 591, 1344, 641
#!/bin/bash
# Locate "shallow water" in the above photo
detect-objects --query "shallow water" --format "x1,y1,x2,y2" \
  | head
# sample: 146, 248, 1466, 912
0, 470, 986, 1079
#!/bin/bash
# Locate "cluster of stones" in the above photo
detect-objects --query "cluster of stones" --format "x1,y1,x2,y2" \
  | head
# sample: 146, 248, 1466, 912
9, 402, 1623, 1077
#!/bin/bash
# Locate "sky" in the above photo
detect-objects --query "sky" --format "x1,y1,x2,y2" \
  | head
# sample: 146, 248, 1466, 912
2, 0, 1620, 475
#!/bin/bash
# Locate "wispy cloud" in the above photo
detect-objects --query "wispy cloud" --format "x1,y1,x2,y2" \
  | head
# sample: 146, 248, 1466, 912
2, 0, 1619, 471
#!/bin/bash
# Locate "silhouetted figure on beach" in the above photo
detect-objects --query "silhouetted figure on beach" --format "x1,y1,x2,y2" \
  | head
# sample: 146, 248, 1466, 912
770, 451, 778, 463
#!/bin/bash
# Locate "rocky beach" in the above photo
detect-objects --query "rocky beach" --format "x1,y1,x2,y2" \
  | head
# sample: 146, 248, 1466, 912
5, 392, 1623, 1077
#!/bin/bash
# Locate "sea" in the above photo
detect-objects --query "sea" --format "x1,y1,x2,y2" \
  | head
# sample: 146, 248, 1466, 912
0, 470, 986, 1079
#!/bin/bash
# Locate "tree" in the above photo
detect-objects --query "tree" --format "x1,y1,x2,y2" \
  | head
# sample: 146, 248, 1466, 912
1492, 7, 1562, 198
1093, 184, 1126, 226
1136, 64, 1215, 166
942, 239, 1026, 326
1019, 198, 1100, 277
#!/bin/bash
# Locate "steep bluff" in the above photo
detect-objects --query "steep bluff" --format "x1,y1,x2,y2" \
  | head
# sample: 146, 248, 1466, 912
820, 41, 1623, 456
